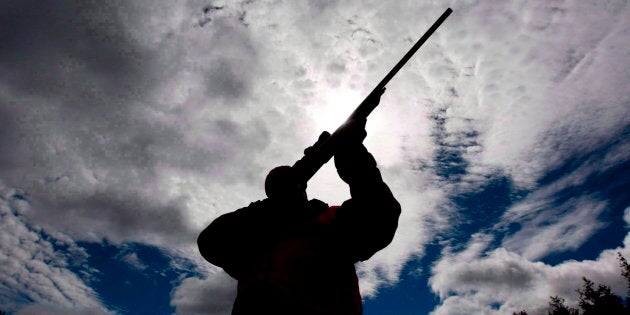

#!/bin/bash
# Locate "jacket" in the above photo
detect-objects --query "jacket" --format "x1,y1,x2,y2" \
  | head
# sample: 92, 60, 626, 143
198, 146, 400, 314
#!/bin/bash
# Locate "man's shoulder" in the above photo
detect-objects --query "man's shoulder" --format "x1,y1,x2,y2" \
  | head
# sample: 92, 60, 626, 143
238, 198, 337, 218
247, 199, 268, 208
231, 199, 271, 216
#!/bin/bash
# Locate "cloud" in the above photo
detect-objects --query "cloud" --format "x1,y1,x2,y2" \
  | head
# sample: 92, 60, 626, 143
0, 0, 271, 248
425, 2, 630, 310
14, 304, 114, 315
430, 232, 630, 315
119, 253, 148, 271
424, 0, 630, 189
501, 197, 607, 260
0, 1, 150, 99
171, 271, 236, 315
428, 133, 628, 314
0, 184, 112, 314
494, 128, 628, 259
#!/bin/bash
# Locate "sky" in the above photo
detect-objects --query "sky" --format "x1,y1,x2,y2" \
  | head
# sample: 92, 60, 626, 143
0, 0, 628, 314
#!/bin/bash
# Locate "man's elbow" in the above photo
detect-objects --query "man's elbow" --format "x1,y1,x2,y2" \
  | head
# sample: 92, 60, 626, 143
382, 189, 401, 225
198, 221, 232, 267
378, 183, 401, 216
381, 197, 401, 245
390, 198, 401, 217
365, 198, 401, 257
197, 226, 216, 264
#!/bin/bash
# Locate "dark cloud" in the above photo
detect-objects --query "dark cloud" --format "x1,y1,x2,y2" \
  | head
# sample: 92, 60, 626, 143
0, 0, 151, 100
455, 258, 536, 288
29, 184, 195, 244
0, 102, 24, 170
0, 0, 270, 247
206, 59, 250, 100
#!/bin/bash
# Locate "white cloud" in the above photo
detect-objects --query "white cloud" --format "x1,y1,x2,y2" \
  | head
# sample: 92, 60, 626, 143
493, 130, 625, 260
171, 271, 236, 315
430, 234, 630, 315
435, 0, 630, 188
14, 304, 114, 315
119, 253, 148, 271
502, 197, 607, 260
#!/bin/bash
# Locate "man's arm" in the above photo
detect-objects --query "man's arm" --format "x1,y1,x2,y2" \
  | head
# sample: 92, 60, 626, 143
332, 121, 401, 262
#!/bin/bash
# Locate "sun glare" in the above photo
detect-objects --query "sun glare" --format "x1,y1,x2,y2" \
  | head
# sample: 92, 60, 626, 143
310, 89, 363, 133
306, 86, 403, 167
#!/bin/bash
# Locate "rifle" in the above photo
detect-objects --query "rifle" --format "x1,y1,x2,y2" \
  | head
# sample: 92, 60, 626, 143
293, 8, 453, 183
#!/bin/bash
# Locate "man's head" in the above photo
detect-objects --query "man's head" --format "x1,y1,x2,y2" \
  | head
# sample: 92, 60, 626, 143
265, 166, 307, 205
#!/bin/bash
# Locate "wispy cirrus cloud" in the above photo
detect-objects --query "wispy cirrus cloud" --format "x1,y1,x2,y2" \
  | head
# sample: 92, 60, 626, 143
502, 197, 607, 260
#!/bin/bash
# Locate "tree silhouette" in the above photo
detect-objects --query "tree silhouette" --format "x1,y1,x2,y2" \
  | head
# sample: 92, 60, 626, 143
577, 277, 625, 314
515, 252, 630, 315
547, 296, 579, 315
619, 252, 630, 306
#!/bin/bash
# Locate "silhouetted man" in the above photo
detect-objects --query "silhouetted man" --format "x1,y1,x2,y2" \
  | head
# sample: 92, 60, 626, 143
198, 95, 401, 314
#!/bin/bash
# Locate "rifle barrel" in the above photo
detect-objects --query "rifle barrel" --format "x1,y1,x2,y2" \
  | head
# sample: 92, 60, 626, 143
349, 8, 453, 120
295, 8, 453, 182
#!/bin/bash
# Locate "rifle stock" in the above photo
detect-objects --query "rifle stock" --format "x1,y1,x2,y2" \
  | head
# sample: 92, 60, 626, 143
293, 8, 453, 183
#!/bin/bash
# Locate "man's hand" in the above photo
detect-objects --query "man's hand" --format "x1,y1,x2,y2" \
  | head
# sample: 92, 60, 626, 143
336, 118, 367, 144
367, 86, 386, 107
297, 87, 384, 183
304, 131, 331, 157
333, 119, 376, 185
